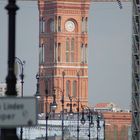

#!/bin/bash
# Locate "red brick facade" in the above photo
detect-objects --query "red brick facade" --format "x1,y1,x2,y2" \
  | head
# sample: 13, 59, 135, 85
38, 0, 90, 113
103, 112, 132, 140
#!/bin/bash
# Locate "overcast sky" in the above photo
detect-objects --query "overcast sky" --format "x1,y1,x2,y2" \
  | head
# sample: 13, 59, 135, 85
0, 1, 132, 109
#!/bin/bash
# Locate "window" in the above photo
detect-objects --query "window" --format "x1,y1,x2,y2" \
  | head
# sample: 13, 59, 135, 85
66, 37, 75, 63
85, 44, 88, 63
40, 17, 45, 33
58, 16, 61, 32
58, 43, 61, 62
73, 81, 77, 97
66, 80, 70, 97
50, 19, 54, 32
85, 17, 88, 32
81, 17, 84, 32
66, 38, 70, 62
71, 38, 74, 62
81, 44, 84, 62
55, 16, 57, 32
45, 80, 49, 95
54, 42, 57, 62
39, 44, 45, 64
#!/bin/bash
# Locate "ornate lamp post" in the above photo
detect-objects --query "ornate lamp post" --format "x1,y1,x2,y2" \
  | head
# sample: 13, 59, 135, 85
53, 86, 65, 140
36, 72, 57, 140
81, 106, 94, 140
77, 71, 80, 140
67, 94, 83, 140
62, 71, 65, 140
45, 84, 49, 140
15, 57, 25, 140
67, 95, 74, 116
97, 113, 102, 140
48, 71, 68, 140
35, 73, 40, 98
45, 85, 57, 140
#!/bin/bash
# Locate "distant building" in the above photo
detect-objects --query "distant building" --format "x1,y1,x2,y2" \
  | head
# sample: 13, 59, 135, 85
94, 102, 122, 112
89, 102, 132, 140
103, 112, 131, 140
0, 81, 21, 96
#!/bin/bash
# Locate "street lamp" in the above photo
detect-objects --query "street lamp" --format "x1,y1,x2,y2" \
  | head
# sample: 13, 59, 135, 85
45, 79, 57, 140
80, 106, 94, 140
50, 93, 57, 112
53, 86, 64, 139
62, 71, 65, 140
48, 71, 65, 139
67, 95, 74, 116
67, 95, 84, 140
97, 113, 102, 140
35, 73, 40, 98
45, 82, 49, 140
15, 57, 25, 140
35, 75, 57, 140
77, 71, 80, 140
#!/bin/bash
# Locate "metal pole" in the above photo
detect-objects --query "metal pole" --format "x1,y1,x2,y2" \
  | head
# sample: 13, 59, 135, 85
97, 114, 100, 140
45, 88, 48, 140
104, 118, 105, 140
77, 72, 80, 140
15, 57, 25, 140
88, 112, 91, 140
1, 0, 19, 139
45, 101, 48, 140
62, 71, 65, 140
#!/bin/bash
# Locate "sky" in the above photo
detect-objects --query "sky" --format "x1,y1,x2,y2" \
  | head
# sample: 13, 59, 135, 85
0, 1, 132, 109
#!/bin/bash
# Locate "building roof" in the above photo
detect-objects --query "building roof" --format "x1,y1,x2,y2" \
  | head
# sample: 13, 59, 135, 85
95, 102, 114, 109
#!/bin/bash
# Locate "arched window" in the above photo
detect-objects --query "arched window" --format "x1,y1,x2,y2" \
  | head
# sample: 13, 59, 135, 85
85, 17, 88, 32
58, 43, 61, 62
40, 17, 45, 33
66, 80, 70, 97
81, 44, 84, 62
85, 44, 88, 63
45, 80, 49, 95
58, 16, 61, 32
39, 43, 45, 64
81, 17, 84, 33
71, 38, 74, 62
73, 81, 77, 97
66, 38, 70, 62
55, 16, 57, 32
50, 19, 54, 32
54, 42, 57, 62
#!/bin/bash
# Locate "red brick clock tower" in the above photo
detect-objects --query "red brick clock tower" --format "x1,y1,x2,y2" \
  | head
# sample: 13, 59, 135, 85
38, 0, 90, 113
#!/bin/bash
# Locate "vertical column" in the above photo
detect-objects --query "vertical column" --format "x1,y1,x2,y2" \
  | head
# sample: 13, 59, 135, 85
1, 0, 19, 139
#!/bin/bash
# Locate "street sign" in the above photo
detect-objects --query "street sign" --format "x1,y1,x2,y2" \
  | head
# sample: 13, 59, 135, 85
0, 97, 37, 127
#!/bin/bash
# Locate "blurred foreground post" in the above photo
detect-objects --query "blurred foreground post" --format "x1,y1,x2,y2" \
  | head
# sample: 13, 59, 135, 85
1, 0, 19, 139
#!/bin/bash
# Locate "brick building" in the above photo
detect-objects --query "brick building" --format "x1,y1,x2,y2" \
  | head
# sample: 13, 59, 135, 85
92, 102, 132, 139
38, 0, 90, 113
103, 112, 131, 140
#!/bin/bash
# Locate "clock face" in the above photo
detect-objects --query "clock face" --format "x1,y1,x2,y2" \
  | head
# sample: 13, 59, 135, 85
50, 20, 54, 32
65, 20, 75, 32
